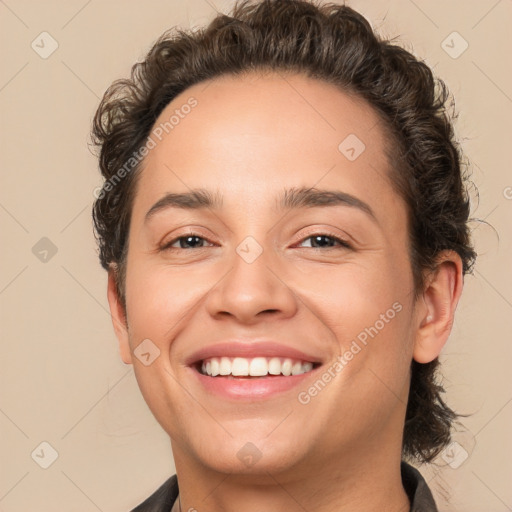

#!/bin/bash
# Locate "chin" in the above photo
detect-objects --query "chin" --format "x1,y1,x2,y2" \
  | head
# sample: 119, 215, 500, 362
187, 428, 311, 477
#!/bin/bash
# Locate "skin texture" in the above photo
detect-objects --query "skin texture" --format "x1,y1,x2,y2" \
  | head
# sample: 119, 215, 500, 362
107, 71, 463, 512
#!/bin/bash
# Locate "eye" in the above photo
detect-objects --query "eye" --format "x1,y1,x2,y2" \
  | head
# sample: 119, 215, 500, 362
159, 232, 351, 251
160, 233, 214, 251
297, 233, 351, 250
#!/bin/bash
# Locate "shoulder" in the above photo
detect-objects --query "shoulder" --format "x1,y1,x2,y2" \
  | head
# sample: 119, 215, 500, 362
130, 474, 179, 512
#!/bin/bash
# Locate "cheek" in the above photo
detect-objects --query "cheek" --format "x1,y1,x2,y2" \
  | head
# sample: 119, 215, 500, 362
124, 259, 207, 343
291, 261, 414, 446
294, 256, 415, 395
123, 261, 203, 432
292, 256, 411, 338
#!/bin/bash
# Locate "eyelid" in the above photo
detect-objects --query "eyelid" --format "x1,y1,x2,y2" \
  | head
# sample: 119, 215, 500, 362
292, 226, 353, 249
159, 229, 216, 250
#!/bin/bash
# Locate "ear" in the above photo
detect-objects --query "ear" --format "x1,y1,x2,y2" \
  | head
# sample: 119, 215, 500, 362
413, 250, 464, 364
107, 267, 133, 365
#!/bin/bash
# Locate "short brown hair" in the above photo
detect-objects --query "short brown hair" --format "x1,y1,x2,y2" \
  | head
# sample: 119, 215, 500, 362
91, 0, 476, 463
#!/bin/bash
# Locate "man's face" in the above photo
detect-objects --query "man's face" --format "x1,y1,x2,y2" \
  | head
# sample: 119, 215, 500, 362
115, 72, 420, 476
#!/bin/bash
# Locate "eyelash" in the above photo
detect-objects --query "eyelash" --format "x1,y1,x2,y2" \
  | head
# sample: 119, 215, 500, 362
160, 231, 352, 251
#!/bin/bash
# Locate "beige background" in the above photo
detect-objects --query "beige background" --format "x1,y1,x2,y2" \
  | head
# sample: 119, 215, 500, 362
1, 0, 511, 510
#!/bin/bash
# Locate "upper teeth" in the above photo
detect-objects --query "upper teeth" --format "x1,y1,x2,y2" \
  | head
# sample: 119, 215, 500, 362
200, 357, 314, 377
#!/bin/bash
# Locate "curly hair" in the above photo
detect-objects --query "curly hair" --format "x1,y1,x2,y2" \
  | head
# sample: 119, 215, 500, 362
90, 0, 476, 463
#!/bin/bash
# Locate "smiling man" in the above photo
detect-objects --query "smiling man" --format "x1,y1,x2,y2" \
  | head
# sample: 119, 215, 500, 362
91, 1, 475, 511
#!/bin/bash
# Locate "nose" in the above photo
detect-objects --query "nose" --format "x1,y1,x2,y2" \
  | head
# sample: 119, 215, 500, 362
204, 241, 298, 325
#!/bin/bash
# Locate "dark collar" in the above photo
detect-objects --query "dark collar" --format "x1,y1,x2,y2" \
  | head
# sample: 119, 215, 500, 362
401, 462, 439, 512
130, 474, 178, 512
131, 462, 438, 512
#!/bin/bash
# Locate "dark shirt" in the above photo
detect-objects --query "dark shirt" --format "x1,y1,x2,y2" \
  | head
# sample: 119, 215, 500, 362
131, 461, 438, 512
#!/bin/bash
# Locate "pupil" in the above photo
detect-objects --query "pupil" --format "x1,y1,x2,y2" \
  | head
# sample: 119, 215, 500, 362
313, 235, 332, 247
182, 236, 201, 248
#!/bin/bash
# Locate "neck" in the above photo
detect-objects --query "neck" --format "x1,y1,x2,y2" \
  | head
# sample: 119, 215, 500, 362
170, 439, 410, 512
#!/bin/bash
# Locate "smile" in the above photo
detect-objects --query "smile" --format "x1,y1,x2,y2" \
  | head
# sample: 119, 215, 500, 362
199, 356, 317, 377
186, 340, 324, 400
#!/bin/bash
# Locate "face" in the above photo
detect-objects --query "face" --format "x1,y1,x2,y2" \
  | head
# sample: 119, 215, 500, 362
112, 71, 423, 478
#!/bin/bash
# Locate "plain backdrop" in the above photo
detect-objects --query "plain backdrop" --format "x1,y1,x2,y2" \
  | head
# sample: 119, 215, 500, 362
1, 0, 511, 510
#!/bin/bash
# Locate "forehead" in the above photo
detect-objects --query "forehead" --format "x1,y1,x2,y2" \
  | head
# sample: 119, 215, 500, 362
148, 70, 387, 163
133, 71, 401, 224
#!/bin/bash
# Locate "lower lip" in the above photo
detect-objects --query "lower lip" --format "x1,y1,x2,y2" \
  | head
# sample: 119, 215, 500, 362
190, 367, 319, 400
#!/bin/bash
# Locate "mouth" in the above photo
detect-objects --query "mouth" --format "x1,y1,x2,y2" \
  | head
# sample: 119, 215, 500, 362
189, 355, 323, 400
185, 341, 325, 400
194, 356, 321, 378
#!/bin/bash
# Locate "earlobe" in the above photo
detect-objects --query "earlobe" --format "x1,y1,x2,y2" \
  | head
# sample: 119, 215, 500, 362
107, 268, 133, 365
413, 251, 464, 364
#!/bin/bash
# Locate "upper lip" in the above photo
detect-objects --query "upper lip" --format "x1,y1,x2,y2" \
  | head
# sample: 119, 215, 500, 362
185, 340, 324, 367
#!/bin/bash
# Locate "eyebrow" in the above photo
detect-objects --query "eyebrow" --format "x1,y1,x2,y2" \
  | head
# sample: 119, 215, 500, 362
144, 186, 376, 223
145, 189, 223, 222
